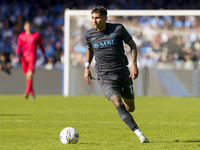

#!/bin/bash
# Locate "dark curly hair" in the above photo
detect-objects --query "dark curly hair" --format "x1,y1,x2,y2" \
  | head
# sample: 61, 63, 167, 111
91, 5, 107, 16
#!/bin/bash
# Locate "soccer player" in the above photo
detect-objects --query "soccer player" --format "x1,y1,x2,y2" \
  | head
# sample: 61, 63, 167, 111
84, 6, 149, 143
15, 21, 46, 99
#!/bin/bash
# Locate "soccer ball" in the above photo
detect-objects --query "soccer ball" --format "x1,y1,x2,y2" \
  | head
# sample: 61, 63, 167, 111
60, 127, 79, 144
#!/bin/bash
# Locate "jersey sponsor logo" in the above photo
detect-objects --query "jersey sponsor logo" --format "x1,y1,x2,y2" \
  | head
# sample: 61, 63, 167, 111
93, 43, 99, 49
93, 39, 117, 49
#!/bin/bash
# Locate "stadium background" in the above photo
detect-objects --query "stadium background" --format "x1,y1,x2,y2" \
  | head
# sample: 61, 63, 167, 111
0, 0, 200, 96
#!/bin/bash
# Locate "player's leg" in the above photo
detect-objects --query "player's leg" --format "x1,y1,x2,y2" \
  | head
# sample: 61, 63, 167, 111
119, 69, 136, 112
22, 59, 35, 99
98, 73, 149, 143
21, 59, 29, 98
110, 93, 149, 143
29, 78, 35, 99
121, 97, 135, 112
23, 71, 33, 98
25, 71, 34, 96
120, 82, 135, 112
110, 93, 138, 131
121, 86, 149, 142
26, 59, 36, 99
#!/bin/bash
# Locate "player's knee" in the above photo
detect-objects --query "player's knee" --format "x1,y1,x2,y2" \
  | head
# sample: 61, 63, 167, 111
26, 71, 33, 79
127, 105, 135, 112
113, 100, 123, 108
125, 102, 135, 112
110, 93, 124, 108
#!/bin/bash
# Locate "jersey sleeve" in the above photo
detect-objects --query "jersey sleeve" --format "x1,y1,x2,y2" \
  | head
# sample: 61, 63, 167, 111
85, 31, 92, 48
120, 24, 132, 44
37, 33, 45, 54
15, 34, 22, 55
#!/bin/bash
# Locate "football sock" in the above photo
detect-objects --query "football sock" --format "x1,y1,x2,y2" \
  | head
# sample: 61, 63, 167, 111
116, 105, 138, 131
25, 79, 32, 95
30, 88, 34, 96
30, 80, 34, 96
134, 128, 143, 137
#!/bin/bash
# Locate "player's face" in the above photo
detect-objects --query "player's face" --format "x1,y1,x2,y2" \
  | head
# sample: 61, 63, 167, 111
24, 23, 31, 32
91, 13, 107, 31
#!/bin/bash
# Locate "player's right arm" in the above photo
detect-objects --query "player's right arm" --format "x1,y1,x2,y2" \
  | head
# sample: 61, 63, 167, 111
15, 34, 22, 63
84, 45, 94, 85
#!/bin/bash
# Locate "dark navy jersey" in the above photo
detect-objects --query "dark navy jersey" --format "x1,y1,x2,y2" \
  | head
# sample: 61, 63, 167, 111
85, 23, 132, 75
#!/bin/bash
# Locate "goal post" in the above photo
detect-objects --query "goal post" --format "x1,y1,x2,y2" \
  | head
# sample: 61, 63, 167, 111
63, 9, 200, 97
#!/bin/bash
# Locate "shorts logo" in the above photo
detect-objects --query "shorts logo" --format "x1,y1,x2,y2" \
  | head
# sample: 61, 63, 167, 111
105, 91, 108, 96
129, 85, 134, 94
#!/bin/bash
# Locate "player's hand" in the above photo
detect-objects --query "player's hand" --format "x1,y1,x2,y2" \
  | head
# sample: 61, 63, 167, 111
84, 68, 92, 85
129, 63, 139, 80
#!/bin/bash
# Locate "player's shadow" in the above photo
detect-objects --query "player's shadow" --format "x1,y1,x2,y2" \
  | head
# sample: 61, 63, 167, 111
173, 139, 200, 143
79, 142, 101, 145
180, 140, 200, 143
152, 140, 200, 143
0, 114, 30, 116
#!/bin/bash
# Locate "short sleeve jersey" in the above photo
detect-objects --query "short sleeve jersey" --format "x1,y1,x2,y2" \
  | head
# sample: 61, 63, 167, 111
85, 23, 132, 75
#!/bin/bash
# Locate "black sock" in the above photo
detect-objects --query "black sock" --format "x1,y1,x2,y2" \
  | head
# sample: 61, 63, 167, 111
116, 105, 138, 131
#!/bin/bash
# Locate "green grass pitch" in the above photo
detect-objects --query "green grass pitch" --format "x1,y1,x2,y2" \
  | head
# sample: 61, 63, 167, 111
0, 95, 200, 150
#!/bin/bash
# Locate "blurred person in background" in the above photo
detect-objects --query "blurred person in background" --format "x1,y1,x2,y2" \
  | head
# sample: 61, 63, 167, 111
0, 51, 11, 75
53, 40, 63, 68
15, 21, 46, 99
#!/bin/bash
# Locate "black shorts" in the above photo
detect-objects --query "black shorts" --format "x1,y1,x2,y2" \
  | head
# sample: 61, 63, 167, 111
98, 67, 135, 100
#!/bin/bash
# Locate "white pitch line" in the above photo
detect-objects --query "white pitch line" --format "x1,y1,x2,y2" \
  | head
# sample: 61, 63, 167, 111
0, 120, 199, 125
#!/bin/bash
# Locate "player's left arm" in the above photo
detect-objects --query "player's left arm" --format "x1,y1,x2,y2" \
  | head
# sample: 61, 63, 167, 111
37, 34, 45, 55
126, 39, 139, 80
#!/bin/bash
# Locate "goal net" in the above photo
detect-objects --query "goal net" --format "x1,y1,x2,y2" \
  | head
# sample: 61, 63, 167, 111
63, 9, 200, 97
